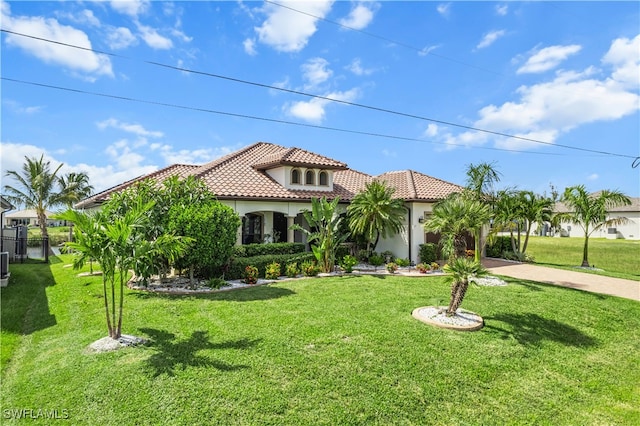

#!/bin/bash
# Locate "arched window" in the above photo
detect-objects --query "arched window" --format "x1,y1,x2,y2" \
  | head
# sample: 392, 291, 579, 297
291, 169, 301, 184
319, 171, 328, 186
305, 170, 315, 185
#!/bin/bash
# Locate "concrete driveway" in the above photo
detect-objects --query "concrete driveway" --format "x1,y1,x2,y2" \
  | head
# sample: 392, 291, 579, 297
482, 258, 640, 302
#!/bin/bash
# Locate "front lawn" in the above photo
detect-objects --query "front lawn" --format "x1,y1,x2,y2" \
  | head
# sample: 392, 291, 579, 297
525, 236, 640, 280
1, 255, 639, 425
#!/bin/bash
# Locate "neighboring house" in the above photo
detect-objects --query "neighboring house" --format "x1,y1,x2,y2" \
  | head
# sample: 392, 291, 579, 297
3, 209, 63, 227
549, 196, 640, 240
76, 142, 464, 263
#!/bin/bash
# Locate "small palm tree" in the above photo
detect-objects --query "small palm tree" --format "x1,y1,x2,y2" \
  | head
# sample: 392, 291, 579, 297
464, 162, 501, 262
517, 191, 554, 254
290, 197, 347, 273
347, 180, 406, 253
556, 185, 631, 267
424, 193, 491, 261
443, 257, 488, 316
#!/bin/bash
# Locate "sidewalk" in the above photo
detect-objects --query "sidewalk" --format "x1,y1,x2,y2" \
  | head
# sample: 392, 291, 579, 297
482, 258, 640, 302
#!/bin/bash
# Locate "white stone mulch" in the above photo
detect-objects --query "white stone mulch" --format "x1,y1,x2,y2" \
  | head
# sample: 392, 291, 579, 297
412, 306, 484, 331
470, 275, 508, 286
87, 334, 147, 353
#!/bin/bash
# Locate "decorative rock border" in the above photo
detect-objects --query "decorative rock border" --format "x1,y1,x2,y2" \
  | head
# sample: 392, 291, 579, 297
412, 306, 484, 331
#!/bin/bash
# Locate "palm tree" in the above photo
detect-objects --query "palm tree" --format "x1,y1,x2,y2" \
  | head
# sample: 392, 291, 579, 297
517, 191, 554, 254
463, 162, 501, 262
347, 180, 406, 253
290, 197, 348, 273
424, 193, 491, 262
3, 155, 64, 239
556, 185, 631, 267
491, 188, 522, 254
443, 257, 488, 316
58, 171, 94, 242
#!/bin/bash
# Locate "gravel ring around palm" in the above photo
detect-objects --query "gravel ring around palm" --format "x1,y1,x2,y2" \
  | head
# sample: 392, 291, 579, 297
412, 306, 484, 331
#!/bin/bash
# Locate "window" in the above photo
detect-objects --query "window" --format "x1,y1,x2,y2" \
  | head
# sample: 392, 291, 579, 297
305, 170, 315, 185
319, 171, 328, 186
242, 213, 263, 244
291, 169, 301, 184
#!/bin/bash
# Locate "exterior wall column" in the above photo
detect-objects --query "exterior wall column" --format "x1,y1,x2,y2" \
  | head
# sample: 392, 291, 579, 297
287, 215, 295, 243
236, 216, 244, 245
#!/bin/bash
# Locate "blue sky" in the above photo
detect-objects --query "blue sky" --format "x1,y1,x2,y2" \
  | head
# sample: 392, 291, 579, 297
1, 1, 639, 198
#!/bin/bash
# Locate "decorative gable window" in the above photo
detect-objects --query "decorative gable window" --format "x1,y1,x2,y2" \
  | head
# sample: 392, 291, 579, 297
291, 168, 301, 184
319, 171, 328, 186
305, 170, 315, 185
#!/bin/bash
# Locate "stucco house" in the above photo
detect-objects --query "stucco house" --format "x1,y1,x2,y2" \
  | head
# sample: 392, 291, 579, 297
3, 209, 64, 227
551, 196, 640, 240
76, 142, 464, 263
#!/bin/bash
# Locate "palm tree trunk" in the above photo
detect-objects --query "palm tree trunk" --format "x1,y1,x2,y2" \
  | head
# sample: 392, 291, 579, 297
103, 277, 114, 338
115, 272, 124, 339
447, 280, 469, 316
581, 234, 590, 267
454, 234, 466, 258
522, 222, 532, 254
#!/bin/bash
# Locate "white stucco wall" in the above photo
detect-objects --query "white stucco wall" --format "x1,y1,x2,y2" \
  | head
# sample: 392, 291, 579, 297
555, 212, 640, 240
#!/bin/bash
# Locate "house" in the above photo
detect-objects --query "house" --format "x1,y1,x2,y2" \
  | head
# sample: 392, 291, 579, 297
76, 142, 464, 263
551, 196, 640, 240
3, 209, 63, 228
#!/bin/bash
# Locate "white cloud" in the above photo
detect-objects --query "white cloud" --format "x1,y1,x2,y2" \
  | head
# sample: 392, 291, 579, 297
437, 3, 451, 17
517, 44, 582, 74
338, 2, 377, 30
346, 58, 374, 76
443, 36, 639, 152
418, 44, 440, 57
110, 0, 149, 18
477, 30, 506, 49
58, 9, 101, 27
495, 4, 508, 16
424, 123, 439, 138
602, 34, 640, 90
151, 144, 236, 165
587, 173, 599, 181
106, 26, 137, 50
254, 0, 334, 52
382, 149, 396, 158
243, 38, 257, 56
3, 99, 43, 114
97, 118, 164, 138
286, 88, 359, 123
136, 23, 173, 49
301, 57, 333, 89
1, 3, 113, 78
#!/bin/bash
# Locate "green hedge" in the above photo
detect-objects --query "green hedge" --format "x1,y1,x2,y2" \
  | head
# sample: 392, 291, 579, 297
233, 243, 305, 258
486, 236, 515, 258
418, 243, 438, 264
226, 252, 315, 280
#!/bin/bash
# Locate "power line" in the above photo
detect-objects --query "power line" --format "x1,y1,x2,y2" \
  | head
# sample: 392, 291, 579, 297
1, 28, 637, 160
264, 0, 503, 76
2, 76, 574, 157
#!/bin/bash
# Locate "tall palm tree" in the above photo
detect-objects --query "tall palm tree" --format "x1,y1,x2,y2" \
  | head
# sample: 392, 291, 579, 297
424, 193, 491, 262
491, 188, 522, 254
556, 185, 631, 267
347, 180, 406, 253
58, 172, 94, 242
517, 191, 554, 254
3, 155, 64, 239
463, 162, 501, 262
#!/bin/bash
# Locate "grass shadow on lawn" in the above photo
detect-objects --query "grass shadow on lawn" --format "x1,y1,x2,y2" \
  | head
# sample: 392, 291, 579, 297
130, 285, 297, 302
483, 312, 598, 348
139, 328, 259, 377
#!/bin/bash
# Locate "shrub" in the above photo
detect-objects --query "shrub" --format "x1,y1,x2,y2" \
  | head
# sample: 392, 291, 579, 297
205, 278, 227, 289
243, 265, 258, 284
340, 255, 358, 273
431, 262, 440, 270
240, 243, 305, 257
386, 262, 398, 273
265, 262, 281, 280
395, 257, 410, 267
285, 262, 299, 278
486, 236, 514, 258
381, 250, 395, 262
416, 263, 431, 273
226, 253, 315, 280
357, 249, 370, 263
369, 254, 384, 268
335, 244, 351, 263
418, 243, 438, 264
301, 260, 320, 277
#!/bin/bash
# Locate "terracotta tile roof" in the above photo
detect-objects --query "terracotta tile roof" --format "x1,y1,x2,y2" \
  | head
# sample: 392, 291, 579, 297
75, 163, 198, 208
253, 146, 347, 170
377, 170, 463, 201
76, 142, 461, 208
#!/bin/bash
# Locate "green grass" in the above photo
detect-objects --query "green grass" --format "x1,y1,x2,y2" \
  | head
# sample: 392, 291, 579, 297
524, 236, 640, 280
1, 255, 639, 425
